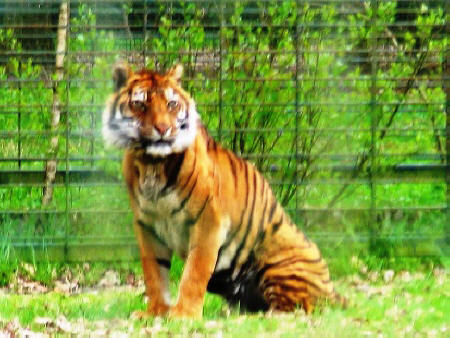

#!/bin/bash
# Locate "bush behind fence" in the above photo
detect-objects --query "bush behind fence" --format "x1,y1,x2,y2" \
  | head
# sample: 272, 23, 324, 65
0, 0, 448, 264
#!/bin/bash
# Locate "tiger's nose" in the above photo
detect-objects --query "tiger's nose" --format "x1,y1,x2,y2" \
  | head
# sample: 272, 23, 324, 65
154, 123, 171, 136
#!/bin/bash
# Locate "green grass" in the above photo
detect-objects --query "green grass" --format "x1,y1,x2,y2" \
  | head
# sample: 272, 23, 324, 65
0, 268, 448, 336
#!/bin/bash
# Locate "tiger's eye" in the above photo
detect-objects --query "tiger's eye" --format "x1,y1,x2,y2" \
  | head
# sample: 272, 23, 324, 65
167, 100, 178, 109
131, 100, 146, 113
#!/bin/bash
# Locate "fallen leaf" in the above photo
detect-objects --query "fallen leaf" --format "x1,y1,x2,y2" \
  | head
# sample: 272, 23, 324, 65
205, 320, 221, 329
13, 276, 48, 294
4, 318, 20, 334
368, 271, 379, 282
34, 317, 54, 326
93, 329, 108, 335
54, 280, 78, 294
126, 273, 136, 286
17, 327, 44, 337
83, 263, 90, 272
20, 262, 35, 277
56, 316, 72, 333
97, 270, 120, 288
383, 270, 395, 283
398, 271, 412, 282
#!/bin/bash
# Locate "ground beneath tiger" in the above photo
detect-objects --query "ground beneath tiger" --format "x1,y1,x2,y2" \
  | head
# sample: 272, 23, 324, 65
0, 267, 448, 336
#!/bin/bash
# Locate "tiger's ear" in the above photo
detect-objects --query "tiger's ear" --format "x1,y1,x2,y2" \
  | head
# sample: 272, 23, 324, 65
167, 64, 183, 83
113, 62, 132, 91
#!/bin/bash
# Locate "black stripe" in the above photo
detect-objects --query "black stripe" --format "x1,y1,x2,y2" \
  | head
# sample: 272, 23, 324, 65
140, 208, 158, 218
263, 280, 309, 294
225, 159, 249, 248
263, 274, 325, 293
156, 258, 171, 269
272, 217, 283, 234
259, 174, 265, 196
138, 184, 144, 196
256, 228, 267, 245
108, 95, 122, 123
178, 102, 189, 129
226, 151, 238, 192
160, 152, 185, 196
261, 256, 323, 278
119, 102, 126, 114
256, 180, 269, 246
179, 156, 197, 192
217, 197, 247, 255
267, 201, 277, 224
190, 195, 211, 225
243, 159, 249, 200
258, 255, 324, 281
136, 219, 147, 228
238, 157, 245, 171
272, 255, 323, 266
218, 220, 242, 257
229, 166, 258, 276
128, 184, 138, 202
214, 158, 248, 263
264, 293, 295, 307
136, 219, 167, 246
259, 180, 268, 231
183, 195, 211, 227
108, 123, 120, 130
206, 135, 217, 151
171, 171, 199, 215
166, 152, 185, 186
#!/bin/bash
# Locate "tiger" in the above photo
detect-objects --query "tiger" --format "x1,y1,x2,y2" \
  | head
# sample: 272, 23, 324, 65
102, 63, 343, 318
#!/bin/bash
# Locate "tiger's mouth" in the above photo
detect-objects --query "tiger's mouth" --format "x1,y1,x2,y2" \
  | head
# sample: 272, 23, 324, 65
136, 138, 175, 149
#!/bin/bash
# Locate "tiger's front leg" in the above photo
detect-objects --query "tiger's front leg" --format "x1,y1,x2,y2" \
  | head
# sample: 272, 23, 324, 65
133, 220, 172, 318
169, 202, 223, 318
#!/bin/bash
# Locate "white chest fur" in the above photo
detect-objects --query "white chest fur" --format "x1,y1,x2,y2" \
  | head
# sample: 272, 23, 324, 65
135, 165, 231, 264
137, 174, 191, 258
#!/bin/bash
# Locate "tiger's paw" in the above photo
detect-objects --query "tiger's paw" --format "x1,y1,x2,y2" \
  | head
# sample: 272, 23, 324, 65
131, 310, 152, 320
132, 303, 170, 320
168, 304, 202, 319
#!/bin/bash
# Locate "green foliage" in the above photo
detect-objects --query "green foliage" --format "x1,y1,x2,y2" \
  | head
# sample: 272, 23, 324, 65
0, 1, 447, 267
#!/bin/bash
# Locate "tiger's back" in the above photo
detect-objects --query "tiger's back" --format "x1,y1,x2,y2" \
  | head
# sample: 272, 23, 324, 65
103, 63, 341, 317
199, 131, 336, 312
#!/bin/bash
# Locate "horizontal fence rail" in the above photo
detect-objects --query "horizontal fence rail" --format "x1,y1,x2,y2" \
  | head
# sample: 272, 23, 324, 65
0, 0, 448, 262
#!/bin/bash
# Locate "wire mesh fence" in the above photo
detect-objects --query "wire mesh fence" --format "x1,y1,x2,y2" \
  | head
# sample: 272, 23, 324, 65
0, 0, 448, 262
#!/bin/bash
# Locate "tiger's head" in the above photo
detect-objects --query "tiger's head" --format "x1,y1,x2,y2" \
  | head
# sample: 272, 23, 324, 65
102, 63, 199, 157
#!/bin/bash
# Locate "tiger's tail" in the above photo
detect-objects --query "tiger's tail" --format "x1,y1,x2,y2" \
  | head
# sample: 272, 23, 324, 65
258, 247, 334, 313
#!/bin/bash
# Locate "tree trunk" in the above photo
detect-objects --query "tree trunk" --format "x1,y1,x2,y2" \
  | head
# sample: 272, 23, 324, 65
42, 1, 68, 206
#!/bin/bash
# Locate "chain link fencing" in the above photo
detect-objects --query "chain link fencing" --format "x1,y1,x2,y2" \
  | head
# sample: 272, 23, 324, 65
0, 0, 448, 263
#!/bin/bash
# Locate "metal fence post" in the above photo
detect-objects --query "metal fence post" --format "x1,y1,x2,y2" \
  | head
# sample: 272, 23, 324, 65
369, 0, 379, 239
64, 0, 71, 261
143, 0, 147, 67
294, 0, 301, 223
218, 0, 224, 142
445, 0, 450, 258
